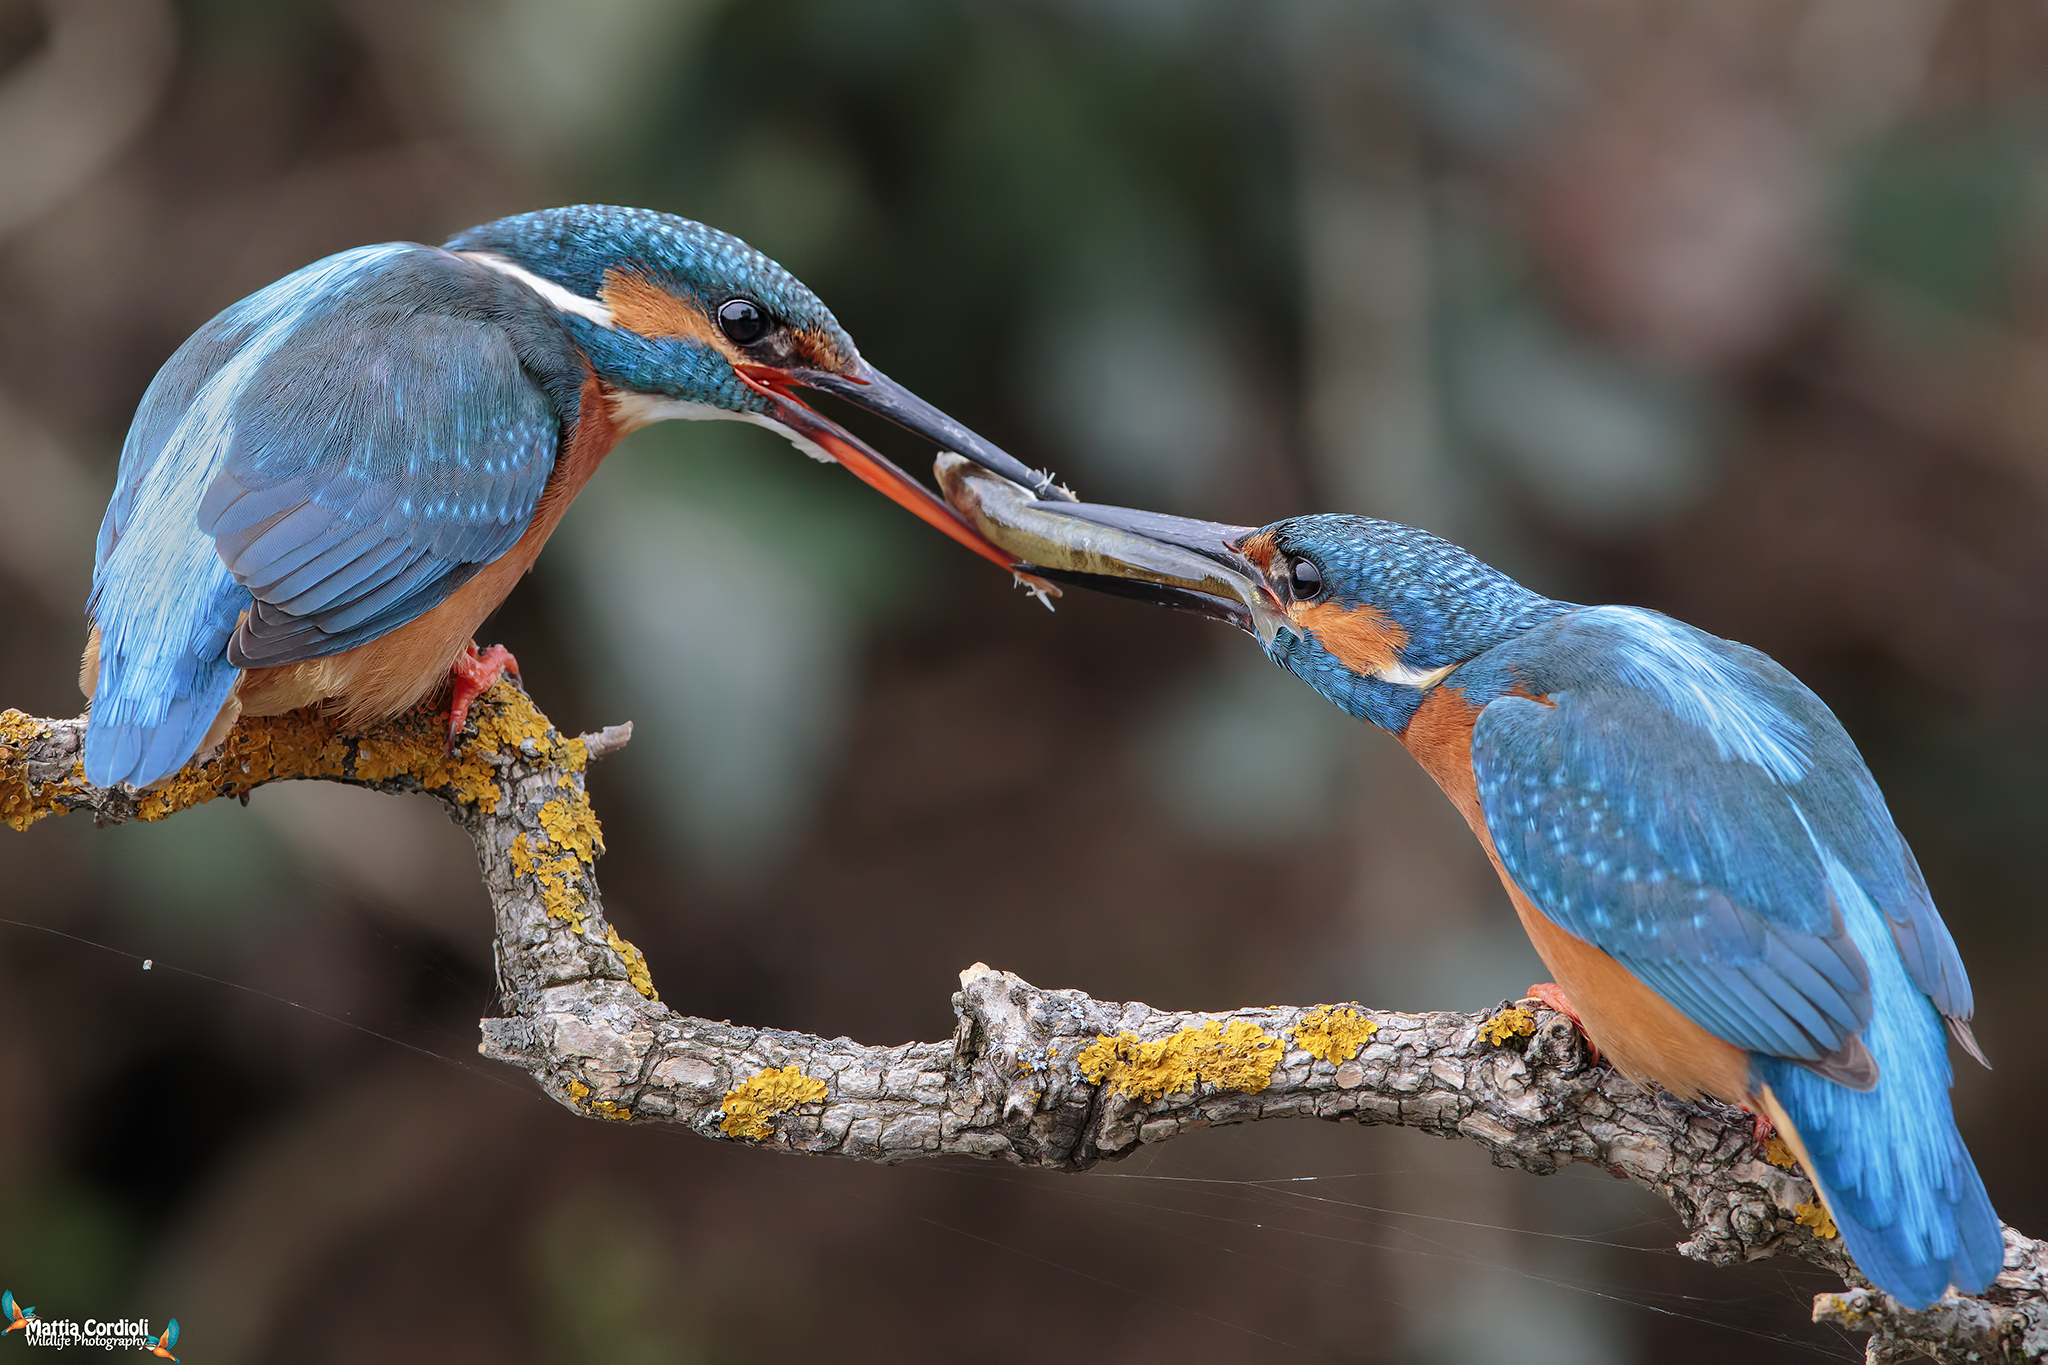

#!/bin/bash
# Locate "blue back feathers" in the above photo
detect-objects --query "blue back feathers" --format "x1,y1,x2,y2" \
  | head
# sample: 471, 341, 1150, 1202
1258, 515, 1999, 1307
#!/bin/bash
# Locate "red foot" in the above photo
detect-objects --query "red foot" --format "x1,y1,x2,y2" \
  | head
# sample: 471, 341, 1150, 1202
1523, 982, 1603, 1065
448, 643, 520, 746
1748, 1110, 1782, 1162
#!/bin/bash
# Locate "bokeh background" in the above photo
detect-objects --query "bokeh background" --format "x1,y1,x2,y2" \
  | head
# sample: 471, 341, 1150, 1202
2, 0, 2046, 1360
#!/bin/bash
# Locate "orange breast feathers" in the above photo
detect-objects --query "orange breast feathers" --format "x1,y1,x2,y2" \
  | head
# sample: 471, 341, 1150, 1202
1398, 686, 1753, 1104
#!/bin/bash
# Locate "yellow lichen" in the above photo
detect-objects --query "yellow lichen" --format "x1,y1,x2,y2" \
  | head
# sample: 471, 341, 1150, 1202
1482, 1006, 1538, 1046
0, 709, 51, 830
137, 708, 352, 821
606, 925, 659, 1001
510, 827, 588, 932
538, 795, 604, 863
351, 704, 503, 813
2, 682, 561, 831
1763, 1135, 1800, 1171
557, 1078, 628, 1119
720, 1065, 828, 1139
1075, 1018, 1283, 1103
1292, 1006, 1378, 1064
1794, 1200, 1839, 1240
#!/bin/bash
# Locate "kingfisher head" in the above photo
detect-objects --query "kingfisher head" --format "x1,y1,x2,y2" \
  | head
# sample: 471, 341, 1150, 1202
937, 459, 1569, 731
445, 205, 1067, 570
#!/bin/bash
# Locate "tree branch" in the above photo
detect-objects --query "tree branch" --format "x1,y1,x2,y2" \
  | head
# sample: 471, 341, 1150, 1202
4, 692, 2043, 1363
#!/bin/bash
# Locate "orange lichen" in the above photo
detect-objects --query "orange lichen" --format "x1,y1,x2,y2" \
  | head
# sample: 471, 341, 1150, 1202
1763, 1135, 1800, 1171
1482, 1006, 1538, 1046
720, 1065, 828, 1139
0, 709, 53, 830
136, 708, 351, 821
557, 1078, 629, 1120
1076, 1019, 1283, 1103
1292, 1006, 1377, 1064
1794, 1201, 1839, 1240
606, 925, 659, 1001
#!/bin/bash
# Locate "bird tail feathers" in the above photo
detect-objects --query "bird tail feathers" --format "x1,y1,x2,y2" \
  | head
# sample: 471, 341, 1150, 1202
1750, 852, 2003, 1310
83, 645, 239, 789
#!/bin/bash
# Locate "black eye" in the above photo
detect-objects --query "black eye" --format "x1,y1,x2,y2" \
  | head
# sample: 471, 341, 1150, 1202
717, 297, 770, 346
1287, 556, 1324, 600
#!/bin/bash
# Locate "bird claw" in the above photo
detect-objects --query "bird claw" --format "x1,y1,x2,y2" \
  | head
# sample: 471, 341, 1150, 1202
1748, 1110, 1780, 1161
448, 643, 521, 747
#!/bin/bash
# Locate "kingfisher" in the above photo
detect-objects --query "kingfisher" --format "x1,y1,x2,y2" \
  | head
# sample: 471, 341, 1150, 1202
2, 1291, 33, 1334
81, 204, 1062, 789
144, 1318, 179, 1362
938, 462, 2003, 1310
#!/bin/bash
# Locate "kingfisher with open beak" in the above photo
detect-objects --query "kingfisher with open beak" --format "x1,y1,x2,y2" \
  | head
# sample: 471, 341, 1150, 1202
939, 456, 2004, 1311
82, 205, 1064, 789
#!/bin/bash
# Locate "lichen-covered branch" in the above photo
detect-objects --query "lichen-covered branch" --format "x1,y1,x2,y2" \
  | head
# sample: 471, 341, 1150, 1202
4, 694, 2043, 1363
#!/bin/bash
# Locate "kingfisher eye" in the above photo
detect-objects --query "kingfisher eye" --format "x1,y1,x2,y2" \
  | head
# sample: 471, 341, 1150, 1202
717, 297, 770, 346
1287, 556, 1324, 600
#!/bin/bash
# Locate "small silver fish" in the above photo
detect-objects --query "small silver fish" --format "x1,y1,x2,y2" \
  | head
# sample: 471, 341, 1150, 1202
934, 453, 1285, 644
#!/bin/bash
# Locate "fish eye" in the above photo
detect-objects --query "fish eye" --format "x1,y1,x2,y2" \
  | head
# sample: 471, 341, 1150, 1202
1287, 556, 1325, 601
717, 297, 770, 346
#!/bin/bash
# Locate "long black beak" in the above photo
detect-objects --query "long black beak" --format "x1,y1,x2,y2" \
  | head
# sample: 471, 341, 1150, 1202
733, 361, 1062, 581
791, 363, 1074, 503
934, 454, 1282, 639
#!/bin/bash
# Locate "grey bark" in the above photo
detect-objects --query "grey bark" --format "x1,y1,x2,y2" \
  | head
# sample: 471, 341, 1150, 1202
4, 692, 2043, 1363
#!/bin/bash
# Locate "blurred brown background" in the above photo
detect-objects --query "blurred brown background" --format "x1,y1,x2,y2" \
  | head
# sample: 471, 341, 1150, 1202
2, 0, 2046, 1360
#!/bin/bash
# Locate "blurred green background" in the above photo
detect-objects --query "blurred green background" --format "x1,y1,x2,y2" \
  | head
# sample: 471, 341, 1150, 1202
3, 0, 2047, 1360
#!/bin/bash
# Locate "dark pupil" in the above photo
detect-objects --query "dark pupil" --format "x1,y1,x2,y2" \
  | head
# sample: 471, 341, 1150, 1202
1289, 557, 1323, 598
717, 298, 768, 345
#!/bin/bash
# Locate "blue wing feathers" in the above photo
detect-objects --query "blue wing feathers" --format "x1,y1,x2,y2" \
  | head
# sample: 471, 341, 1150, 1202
1469, 605, 1999, 1304
84, 243, 579, 787
1472, 606, 1977, 1058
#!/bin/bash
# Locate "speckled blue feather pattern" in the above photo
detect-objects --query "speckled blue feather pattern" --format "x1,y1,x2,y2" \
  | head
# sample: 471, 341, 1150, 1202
446, 205, 859, 414
1255, 515, 2000, 1307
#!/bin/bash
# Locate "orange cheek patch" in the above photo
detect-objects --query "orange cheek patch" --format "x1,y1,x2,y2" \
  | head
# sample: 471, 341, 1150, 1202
599, 270, 737, 359
1237, 530, 1279, 572
794, 326, 853, 374
1294, 600, 1409, 676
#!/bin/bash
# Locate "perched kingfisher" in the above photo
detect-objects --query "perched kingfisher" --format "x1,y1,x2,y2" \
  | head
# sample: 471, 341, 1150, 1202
2, 1291, 33, 1333
82, 204, 1061, 788
144, 1318, 179, 1361
937, 460, 2003, 1310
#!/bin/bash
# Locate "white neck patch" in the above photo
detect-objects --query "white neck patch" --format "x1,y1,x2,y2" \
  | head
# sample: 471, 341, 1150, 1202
1375, 659, 1459, 689
459, 251, 616, 329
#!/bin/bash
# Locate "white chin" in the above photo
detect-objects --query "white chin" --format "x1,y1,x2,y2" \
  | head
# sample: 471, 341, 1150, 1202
606, 391, 834, 464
